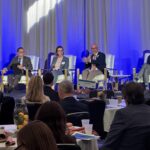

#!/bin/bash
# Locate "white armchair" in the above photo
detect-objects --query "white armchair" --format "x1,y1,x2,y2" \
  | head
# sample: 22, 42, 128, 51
3, 55, 39, 85
28, 55, 39, 73
50, 55, 76, 83
92, 54, 115, 82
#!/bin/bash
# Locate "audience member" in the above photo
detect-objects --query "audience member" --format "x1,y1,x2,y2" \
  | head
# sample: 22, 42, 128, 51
43, 72, 60, 102
0, 91, 3, 103
35, 101, 75, 144
16, 120, 57, 150
23, 76, 50, 103
58, 80, 88, 114
0, 96, 15, 125
101, 82, 150, 150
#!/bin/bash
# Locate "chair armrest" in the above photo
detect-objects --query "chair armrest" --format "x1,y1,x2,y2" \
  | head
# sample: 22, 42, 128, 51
106, 68, 117, 71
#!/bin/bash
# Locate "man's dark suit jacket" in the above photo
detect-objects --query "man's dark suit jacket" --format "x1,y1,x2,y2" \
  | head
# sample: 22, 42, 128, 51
7, 56, 33, 75
101, 104, 150, 150
60, 96, 88, 114
43, 85, 60, 102
91, 52, 106, 73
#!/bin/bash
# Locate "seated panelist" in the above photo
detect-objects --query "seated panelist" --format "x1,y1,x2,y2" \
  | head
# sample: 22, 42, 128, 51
137, 55, 150, 83
51, 46, 69, 84
82, 44, 106, 81
2, 47, 33, 90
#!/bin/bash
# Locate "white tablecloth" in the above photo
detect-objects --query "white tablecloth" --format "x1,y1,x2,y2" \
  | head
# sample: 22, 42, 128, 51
103, 107, 120, 132
77, 139, 99, 150
103, 102, 126, 132
0, 125, 99, 150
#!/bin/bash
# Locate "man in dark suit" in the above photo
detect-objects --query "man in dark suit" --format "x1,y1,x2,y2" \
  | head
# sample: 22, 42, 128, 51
2, 47, 33, 90
101, 82, 150, 150
82, 44, 106, 80
58, 80, 88, 114
43, 72, 60, 102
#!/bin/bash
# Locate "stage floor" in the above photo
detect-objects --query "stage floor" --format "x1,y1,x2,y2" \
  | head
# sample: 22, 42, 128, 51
4, 89, 26, 101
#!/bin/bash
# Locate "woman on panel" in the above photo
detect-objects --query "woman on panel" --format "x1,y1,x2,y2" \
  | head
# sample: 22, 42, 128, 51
51, 46, 69, 84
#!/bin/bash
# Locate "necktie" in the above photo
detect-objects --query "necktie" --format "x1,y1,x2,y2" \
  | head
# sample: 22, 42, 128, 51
18, 58, 21, 64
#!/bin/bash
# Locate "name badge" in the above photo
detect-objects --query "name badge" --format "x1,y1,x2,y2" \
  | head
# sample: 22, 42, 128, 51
62, 62, 65, 65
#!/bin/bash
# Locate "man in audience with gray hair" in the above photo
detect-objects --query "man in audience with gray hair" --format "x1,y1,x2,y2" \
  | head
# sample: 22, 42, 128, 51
58, 80, 88, 114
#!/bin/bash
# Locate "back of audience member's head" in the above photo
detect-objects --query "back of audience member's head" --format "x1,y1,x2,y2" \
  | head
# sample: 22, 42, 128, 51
58, 80, 74, 99
43, 72, 54, 85
17, 120, 57, 150
26, 76, 46, 102
0, 96, 15, 124
0, 91, 3, 103
122, 82, 145, 105
35, 102, 66, 143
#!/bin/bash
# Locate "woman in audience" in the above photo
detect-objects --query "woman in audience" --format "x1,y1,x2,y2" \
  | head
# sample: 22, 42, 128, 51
35, 101, 76, 143
101, 82, 150, 150
51, 46, 69, 84
23, 76, 50, 103
16, 120, 57, 150
22, 76, 50, 121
